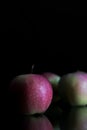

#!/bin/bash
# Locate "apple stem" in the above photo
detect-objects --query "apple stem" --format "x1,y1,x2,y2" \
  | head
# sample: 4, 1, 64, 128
31, 64, 35, 74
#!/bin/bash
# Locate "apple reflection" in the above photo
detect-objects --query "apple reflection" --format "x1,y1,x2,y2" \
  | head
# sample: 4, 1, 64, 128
22, 115, 53, 130
66, 107, 87, 130
53, 121, 61, 130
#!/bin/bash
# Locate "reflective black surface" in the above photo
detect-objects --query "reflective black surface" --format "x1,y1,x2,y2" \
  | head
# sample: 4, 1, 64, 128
7, 99, 87, 130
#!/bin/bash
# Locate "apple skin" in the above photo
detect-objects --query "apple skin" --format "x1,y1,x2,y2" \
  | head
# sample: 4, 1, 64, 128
66, 107, 87, 130
10, 74, 53, 115
58, 71, 87, 106
23, 115, 53, 130
42, 72, 61, 102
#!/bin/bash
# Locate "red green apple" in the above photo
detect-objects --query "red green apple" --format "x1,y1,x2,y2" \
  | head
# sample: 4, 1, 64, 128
58, 71, 87, 106
10, 74, 53, 115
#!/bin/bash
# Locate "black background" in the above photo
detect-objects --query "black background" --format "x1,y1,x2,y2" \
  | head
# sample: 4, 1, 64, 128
1, 6, 87, 82
1, 6, 73, 82
1, 4, 87, 101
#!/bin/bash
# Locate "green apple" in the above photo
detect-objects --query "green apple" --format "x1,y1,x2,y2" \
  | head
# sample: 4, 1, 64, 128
43, 72, 61, 102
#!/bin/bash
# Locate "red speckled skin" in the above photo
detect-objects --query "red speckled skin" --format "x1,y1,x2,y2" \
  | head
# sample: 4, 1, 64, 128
23, 115, 53, 130
10, 74, 53, 115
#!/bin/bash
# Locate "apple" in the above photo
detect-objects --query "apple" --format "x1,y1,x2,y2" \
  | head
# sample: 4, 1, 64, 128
42, 72, 61, 102
66, 107, 87, 130
10, 74, 53, 115
23, 115, 53, 130
58, 71, 87, 106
